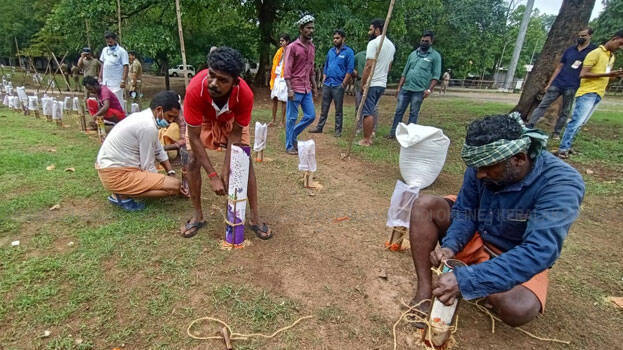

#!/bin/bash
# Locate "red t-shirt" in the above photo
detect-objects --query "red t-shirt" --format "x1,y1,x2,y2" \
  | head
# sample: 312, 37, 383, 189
98, 85, 125, 118
183, 69, 253, 128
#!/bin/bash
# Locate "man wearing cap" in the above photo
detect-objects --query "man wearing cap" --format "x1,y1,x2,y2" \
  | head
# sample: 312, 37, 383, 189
407, 113, 584, 327
78, 47, 101, 97
283, 14, 317, 155
99, 31, 129, 111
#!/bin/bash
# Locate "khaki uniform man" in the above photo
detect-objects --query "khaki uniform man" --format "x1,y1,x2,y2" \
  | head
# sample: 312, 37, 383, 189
127, 51, 143, 105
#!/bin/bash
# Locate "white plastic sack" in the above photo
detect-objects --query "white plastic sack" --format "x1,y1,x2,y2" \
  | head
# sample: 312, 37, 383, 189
16, 86, 27, 104
42, 98, 53, 116
297, 139, 317, 172
131, 103, 140, 113
253, 122, 268, 152
28, 96, 38, 111
63, 96, 72, 110
2, 95, 8, 106
386, 180, 420, 228
8, 96, 17, 109
397, 123, 450, 189
52, 101, 63, 120
72, 97, 80, 111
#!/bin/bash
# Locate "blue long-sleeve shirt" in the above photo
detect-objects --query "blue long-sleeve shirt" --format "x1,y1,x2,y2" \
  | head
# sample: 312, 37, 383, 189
323, 45, 354, 87
442, 152, 585, 300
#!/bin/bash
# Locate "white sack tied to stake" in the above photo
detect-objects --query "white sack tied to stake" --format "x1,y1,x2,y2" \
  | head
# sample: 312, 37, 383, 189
72, 97, 80, 111
297, 139, 317, 172
396, 123, 450, 189
386, 180, 420, 229
131, 103, 140, 114
28, 96, 38, 111
253, 122, 268, 152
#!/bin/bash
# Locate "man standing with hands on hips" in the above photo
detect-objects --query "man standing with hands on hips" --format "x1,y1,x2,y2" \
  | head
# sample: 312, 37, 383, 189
309, 29, 354, 137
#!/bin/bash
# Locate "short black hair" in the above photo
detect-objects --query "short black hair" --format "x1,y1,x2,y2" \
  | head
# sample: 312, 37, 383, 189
465, 115, 522, 146
150, 91, 181, 112
371, 18, 384, 31
422, 30, 434, 40
208, 46, 244, 78
582, 27, 594, 35
128, 51, 137, 56
82, 76, 99, 87
279, 33, 291, 42
334, 29, 346, 38
104, 31, 117, 40
613, 30, 623, 39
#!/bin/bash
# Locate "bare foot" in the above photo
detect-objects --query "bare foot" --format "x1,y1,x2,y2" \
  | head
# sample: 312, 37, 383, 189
408, 297, 432, 329
357, 139, 371, 147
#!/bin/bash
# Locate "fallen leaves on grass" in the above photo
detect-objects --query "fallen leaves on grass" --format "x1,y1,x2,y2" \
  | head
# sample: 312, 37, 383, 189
11, 240, 20, 247
334, 216, 350, 223
46, 164, 56, 171
49, 204, 61, 211
64, 167, 76, 172
607, 296, 623, 309
42, 330, 51, 338
47, 148, 57, 152
585, 169, 594, 175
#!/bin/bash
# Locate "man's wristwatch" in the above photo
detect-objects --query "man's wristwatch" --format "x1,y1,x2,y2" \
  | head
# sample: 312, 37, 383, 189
167, 170, 176, 176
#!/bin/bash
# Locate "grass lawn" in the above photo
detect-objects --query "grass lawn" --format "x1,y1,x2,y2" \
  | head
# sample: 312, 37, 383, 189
1, 92, 622, 349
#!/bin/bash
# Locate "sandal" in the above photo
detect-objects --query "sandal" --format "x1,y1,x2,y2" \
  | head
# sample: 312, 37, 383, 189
180, 219, 206, 238
248, 223, 273, 240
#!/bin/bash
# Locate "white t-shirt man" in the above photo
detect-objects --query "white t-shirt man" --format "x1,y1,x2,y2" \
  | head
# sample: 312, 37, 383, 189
366, 35, 396, 88
100, 45, 129, 110
96, 109, 168, 173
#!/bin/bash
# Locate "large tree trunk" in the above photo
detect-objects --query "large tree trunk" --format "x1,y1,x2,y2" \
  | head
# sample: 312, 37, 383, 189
254, 0, 279, 87
512, 0, 596, 119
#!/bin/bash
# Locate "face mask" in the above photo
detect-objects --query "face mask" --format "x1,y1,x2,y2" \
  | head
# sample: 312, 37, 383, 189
577, 38, 586, 45
156, 112, 169, 128
420, 42, 431, 51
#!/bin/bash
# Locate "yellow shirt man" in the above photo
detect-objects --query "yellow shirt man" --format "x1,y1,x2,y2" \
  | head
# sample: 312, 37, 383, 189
575, 45, 615, 98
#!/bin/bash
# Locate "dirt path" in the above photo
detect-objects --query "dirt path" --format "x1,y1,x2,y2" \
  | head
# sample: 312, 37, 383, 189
175, 107, 619, 349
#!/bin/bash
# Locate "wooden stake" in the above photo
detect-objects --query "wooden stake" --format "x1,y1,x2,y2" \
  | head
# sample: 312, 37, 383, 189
116, 0, 122, 43
220, 327, 233, 350
344, 0, 396, 159
175, 0, 189, 88
255, 150, 264, 162
50, 51, 71, 92
85, 18, 91, 49
303, 171, 311, 188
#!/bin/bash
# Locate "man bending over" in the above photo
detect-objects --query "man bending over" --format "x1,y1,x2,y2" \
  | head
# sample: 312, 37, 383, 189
180, 47, 273, 240
408, 114, 584, 327
96, 91, 182, 211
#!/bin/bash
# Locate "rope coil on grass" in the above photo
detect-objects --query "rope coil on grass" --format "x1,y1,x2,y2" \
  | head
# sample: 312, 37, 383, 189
186, 315, 313, 342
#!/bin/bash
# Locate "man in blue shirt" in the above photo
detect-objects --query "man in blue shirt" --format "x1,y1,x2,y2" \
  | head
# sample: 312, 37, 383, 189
407, 114, 584, 327
309, 29, 354, 137
526, 28, 596, 140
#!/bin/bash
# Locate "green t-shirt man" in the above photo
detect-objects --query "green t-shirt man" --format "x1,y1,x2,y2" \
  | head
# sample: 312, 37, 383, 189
353, 51, 366, 91
401, 47, 442, 92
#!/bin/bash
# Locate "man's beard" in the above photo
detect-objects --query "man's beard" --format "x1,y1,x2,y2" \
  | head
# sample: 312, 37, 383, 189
482, 161, 521, 192
369, 33, 377, 41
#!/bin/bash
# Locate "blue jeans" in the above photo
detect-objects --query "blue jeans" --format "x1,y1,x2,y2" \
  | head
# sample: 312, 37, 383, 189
390, 89, 424, 136
559, 92, 601, 152
285, 92, 315, 150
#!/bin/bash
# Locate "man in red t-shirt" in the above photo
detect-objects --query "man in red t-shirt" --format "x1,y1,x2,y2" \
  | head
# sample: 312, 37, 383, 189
83, 76, 126, 126
180, 47, 273, 239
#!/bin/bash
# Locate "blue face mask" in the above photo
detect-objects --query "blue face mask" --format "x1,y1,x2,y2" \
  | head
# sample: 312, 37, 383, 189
156, 117, 169, 128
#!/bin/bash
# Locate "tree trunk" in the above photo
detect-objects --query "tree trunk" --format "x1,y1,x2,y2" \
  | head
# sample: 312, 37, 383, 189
512, 0, 596, 119
163, 57, 170, 91
253, 0, 279, 87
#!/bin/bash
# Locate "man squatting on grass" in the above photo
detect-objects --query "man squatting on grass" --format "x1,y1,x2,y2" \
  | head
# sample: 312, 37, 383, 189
95, 91, 182, 211
180, 47, 273, 240
408, 114, 584, 327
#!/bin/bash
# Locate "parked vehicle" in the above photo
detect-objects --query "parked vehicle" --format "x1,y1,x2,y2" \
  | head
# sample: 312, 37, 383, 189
168, 64, 195, 78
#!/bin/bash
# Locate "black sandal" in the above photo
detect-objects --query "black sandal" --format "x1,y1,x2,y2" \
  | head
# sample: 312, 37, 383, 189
248, 223, 273, 240
180, 219, 206, 238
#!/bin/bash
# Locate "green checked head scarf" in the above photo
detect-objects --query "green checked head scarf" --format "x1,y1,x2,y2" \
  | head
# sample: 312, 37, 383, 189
461, 112, 548, 168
